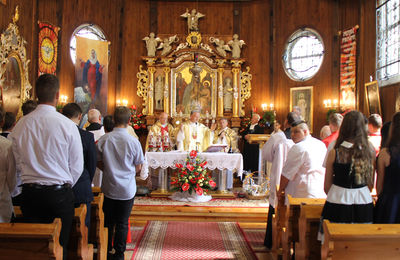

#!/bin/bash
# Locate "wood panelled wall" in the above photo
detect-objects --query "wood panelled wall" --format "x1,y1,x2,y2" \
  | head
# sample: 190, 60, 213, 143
1, 0, 394, 133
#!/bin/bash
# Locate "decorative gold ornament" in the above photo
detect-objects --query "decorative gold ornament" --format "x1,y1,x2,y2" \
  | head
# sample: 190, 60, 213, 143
136, 65, 149, 113
0, 6, 32, 117
240, 66, 252, 116
186, 32, 202, 48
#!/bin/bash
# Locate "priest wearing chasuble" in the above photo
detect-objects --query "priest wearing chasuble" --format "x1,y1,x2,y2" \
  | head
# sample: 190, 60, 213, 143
176, 110, 216, 152
145, 112, 176, 152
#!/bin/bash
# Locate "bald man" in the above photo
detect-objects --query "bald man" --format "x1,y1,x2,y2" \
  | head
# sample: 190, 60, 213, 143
278, 121, 327, 204
146, 112, 176, 151
86, 108, 105, 142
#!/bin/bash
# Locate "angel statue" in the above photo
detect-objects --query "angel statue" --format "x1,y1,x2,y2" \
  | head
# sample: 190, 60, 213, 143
143, 32, 161, 57
210, 37, 231, 57
181, 9, 205, 32
228, 34, 245, 59
158, 35, 179, 56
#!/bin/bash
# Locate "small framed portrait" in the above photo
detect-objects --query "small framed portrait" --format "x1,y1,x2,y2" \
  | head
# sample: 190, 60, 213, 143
290, 86, 313, 131
365, 81, 381, 115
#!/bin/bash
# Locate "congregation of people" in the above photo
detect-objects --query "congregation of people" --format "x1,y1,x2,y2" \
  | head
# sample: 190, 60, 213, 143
1, 73, 400, 259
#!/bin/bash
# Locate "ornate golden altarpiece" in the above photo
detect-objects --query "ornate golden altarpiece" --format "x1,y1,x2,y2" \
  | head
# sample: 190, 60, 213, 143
137, 10, 252, 128
0, 7, 32, 118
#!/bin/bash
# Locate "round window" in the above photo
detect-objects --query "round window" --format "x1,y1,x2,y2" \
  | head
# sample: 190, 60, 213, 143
69, 24, 108, 64
282, 28, 325, 81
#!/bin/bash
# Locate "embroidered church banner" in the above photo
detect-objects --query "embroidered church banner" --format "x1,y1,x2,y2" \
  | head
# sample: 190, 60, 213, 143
339, 26, 358, 111
38, 22, 60, 75
74, 36, 108, 119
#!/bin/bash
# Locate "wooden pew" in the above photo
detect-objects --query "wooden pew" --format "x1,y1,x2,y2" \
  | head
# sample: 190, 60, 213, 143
321, 220, 400, 260
68, 204, 94, 260
89, 193, 108, 260
0, 218, 63, 259
275, 195, 325, 260
296, 204, 324, 260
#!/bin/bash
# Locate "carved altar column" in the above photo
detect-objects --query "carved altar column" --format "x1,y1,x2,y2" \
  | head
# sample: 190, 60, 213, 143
217, 64, 225, 117
145, 58, 157, 116
231, 60, 244, 119
163, 67, 170, 114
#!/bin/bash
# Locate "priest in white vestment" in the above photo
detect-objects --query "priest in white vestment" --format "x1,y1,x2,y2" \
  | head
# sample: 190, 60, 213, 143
278, 121, 327, 204
176, 110, 215, 152
261, 120, 293, 248
212, 118, 239, 190
145, 112, 175, 151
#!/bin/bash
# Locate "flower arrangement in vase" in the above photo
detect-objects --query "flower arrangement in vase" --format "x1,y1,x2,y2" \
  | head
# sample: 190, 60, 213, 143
170, 150, 216, 196
129, 105, 147, 134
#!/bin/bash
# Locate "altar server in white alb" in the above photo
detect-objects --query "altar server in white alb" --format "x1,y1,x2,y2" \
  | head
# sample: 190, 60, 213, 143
176, 110, 215, 152
261, 119, 293, 249
278, 120, 327, 203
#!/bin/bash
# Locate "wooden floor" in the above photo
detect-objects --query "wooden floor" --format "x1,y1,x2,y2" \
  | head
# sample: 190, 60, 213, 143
128, 203, 273, 259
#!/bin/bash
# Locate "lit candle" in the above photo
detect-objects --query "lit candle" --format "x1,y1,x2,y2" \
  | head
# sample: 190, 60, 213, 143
333, 99, 338, 107
269, 103, 274, 110
122, 99, 128, 107
323, 100, 327, 108
328, 99, 332, 108
261, 104, 267, 111
116, 99, 121, 106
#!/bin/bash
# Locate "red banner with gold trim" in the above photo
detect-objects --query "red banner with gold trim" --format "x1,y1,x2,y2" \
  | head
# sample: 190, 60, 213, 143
339, 26, 358, 111
38, 21, 60, 75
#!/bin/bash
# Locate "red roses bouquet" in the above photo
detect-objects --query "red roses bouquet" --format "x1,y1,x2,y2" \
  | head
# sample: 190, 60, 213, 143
129, 105, 146, 131
170, 150, 216, 196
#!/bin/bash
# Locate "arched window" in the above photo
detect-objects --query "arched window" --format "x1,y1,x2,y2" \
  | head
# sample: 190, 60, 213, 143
376, 0, 400, 86
69, 23, 108, 64
282, 28, 325, 81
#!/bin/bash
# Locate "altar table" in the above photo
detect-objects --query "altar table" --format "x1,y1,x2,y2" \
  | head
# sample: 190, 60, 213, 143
142, 151, 244, 196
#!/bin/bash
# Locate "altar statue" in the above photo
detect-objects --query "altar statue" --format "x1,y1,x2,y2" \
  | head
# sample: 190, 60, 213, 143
181, 9, 205, 32
182, 63, 202, 114
228, 34, 245, 59
176, 110, 216, 152
158, 35, 178, 56
154, 75, 164, 110
223, 77, 233, 111
210, 38, 231, 57
143, 32, 160, 57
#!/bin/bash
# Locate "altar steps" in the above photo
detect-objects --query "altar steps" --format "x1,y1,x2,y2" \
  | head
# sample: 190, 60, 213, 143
130, 205, 268, 227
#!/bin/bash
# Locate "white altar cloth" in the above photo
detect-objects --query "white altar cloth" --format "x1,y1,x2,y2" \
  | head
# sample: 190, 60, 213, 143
143, 151, 244, 178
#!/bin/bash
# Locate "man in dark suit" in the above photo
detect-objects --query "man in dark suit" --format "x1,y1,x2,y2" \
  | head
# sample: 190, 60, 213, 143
62, 103, 97, 231
242, 113, 264, 172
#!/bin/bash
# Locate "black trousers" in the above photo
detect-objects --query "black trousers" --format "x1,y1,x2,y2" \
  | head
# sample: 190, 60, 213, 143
103, 196, 134, 259
264, 205, 275, 249
20, 185, 75, 260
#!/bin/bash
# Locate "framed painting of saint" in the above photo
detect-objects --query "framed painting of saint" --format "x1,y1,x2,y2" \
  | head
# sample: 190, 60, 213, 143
290, 86, 313, 131
365, 81, 381, 115
171, 61, 216, 116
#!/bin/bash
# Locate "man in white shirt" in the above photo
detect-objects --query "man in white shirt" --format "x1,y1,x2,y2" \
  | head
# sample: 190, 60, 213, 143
9, 74, 83, 259
278, 121, 327, 204
97, 106, 146, 260
261, 119, 293, 248
0, 105, 16, 223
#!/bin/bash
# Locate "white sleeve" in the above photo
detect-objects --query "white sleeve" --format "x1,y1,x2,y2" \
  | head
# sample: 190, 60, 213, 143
69, 127, 84, 185
282, 145, 303, 181
262, 136, 276, 162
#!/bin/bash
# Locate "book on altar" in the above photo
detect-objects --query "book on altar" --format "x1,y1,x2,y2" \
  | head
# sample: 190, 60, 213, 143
205, 144, 228, 153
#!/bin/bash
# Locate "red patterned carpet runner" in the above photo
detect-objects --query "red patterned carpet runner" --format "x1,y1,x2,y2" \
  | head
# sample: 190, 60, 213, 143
130, 221, 258, 260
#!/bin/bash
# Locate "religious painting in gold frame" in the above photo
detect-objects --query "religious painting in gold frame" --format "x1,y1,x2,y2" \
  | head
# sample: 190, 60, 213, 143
290, 86, 313, 131
0, 6, 32, 117
365, 81, 381, 115
171, 61, 217, 117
